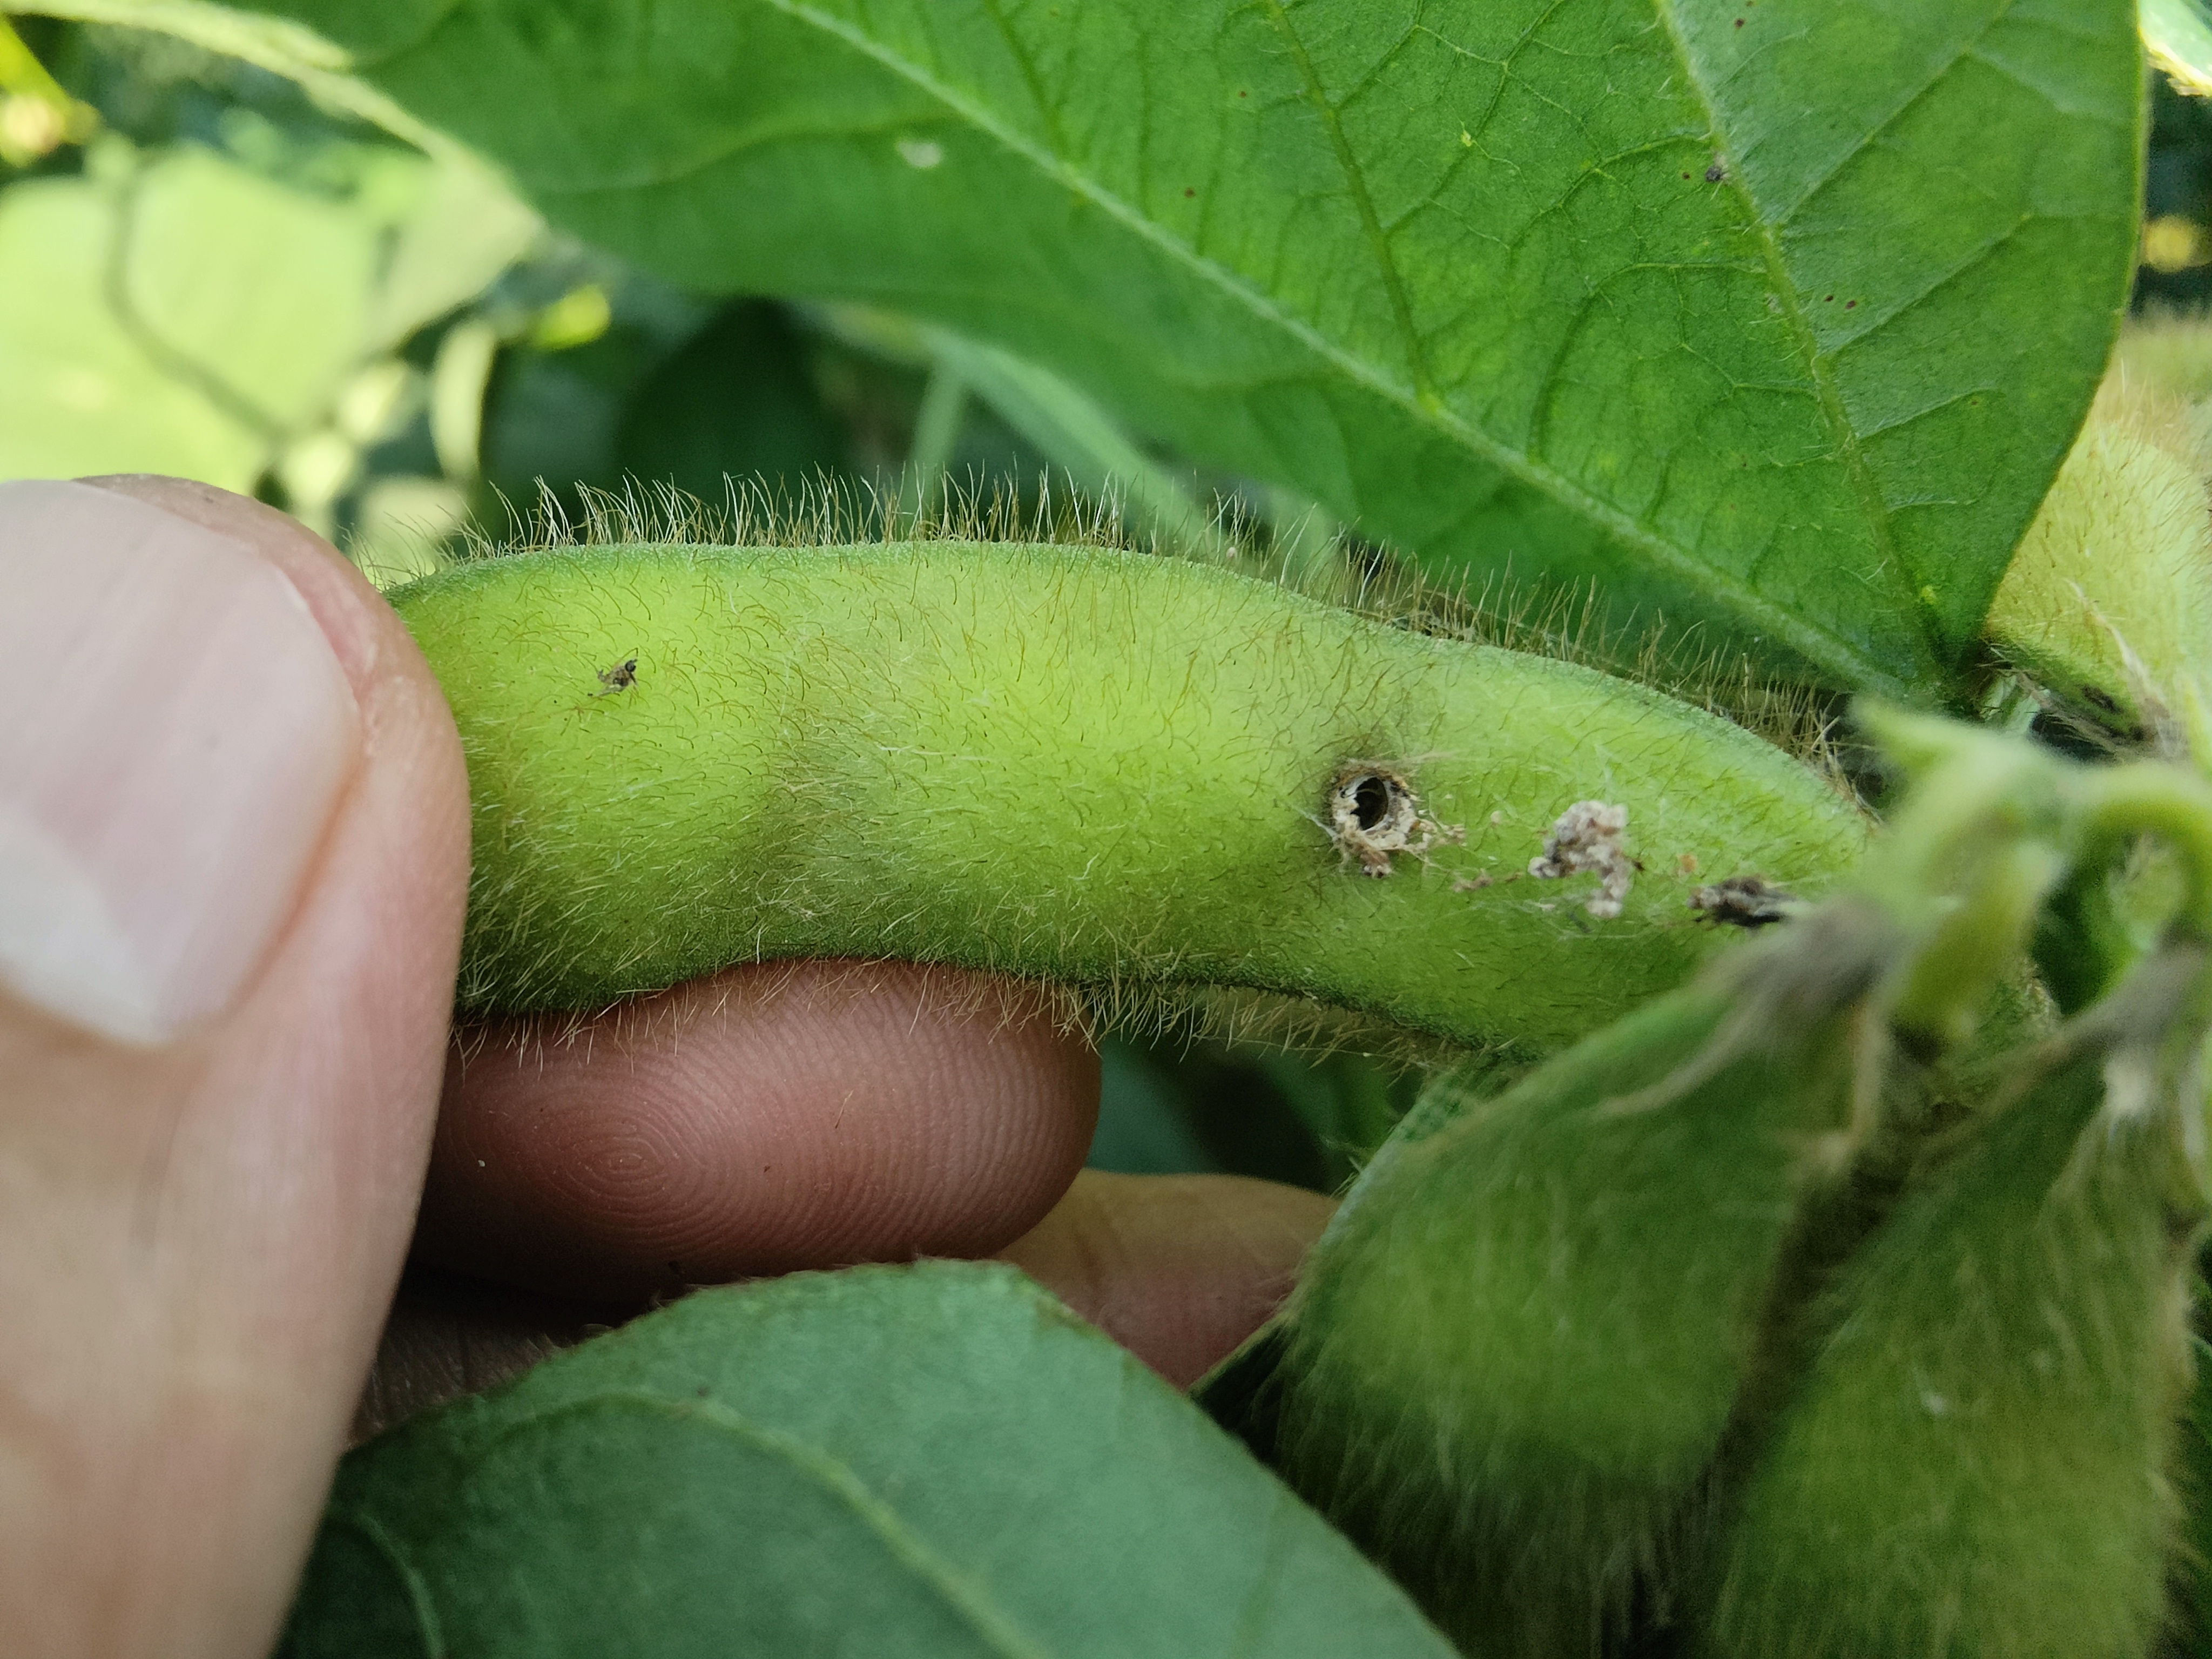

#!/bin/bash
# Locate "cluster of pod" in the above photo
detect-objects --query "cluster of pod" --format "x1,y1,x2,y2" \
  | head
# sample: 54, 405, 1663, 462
1269, 710, 2212, 1657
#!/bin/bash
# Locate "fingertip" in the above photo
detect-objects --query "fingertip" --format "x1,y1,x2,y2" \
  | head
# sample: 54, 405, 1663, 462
76, 476, 394, 702
0, 475, 470, 1654
998, 1171, 1336, 1388
418, 961, 1102, 1300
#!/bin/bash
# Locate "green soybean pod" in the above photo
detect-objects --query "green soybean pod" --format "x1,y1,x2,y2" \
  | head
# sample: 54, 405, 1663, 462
389, 541, 1866, 1050
2167, 1311, 2212, 1653
1272, 901, 1902, 1656
1690, 947, 2212, 1659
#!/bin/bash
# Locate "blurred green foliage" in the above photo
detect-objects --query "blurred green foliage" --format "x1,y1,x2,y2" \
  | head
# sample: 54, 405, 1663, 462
2142, 78, 2212, 306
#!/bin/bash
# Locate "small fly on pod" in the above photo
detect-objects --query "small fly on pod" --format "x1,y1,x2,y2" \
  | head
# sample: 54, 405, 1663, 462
1687, 941, 2212, 1659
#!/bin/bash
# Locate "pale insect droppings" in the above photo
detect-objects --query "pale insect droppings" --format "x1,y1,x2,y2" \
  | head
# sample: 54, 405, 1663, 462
1528, 799, 1635, 919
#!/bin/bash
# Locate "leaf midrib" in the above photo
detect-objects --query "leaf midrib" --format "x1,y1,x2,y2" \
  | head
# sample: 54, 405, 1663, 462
1653, 0, 2014, 646
1257, 0, 1432, 401
473, 1392, 1056, 1659
640, 0, 1926, 696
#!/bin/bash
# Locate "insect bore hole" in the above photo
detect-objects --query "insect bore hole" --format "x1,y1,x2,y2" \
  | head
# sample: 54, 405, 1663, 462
1326, 764, 1459, 877
1352, 774, 1393, 832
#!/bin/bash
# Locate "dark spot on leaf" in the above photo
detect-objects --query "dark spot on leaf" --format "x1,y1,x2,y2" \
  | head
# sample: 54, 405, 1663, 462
1184, 186, 1196, 197
1845, 299, 1858, 309
1735, 16, 1745, 25
1704, 163, 1727, 183
1682, 171, 1692, 179
1238, 89, 1247, 97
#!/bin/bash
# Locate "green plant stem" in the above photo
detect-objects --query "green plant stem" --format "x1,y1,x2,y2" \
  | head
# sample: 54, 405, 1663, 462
905, 359, 967, 513
2068, 763, 2212, 941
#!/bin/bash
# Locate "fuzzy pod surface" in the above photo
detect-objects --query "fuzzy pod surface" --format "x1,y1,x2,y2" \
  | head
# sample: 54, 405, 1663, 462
391, 542, 1866, 1051
1984, 377, 2212, 731
1690, 947, 2212, 1659
1270, 902, 1901, 1655
2168, 1311, 2212, 1651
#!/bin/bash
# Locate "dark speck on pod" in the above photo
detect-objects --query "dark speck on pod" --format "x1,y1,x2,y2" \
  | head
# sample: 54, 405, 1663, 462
1688, 873, 1797, 929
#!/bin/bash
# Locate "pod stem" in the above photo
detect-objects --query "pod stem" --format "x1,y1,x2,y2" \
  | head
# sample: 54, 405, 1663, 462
1858, 703, 2212, 1041
2066, 761, 2212, 945
1856, 704, 2069, 1043
1885, 838, 2069, 1044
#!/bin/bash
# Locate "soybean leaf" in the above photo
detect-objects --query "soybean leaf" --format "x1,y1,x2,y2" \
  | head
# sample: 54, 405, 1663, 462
0, 144, 372, 486
0, 134, 533, 489
2146, 0, 2212, 96
37, 0, 2143, 697
0, 158, 267, 488
280, 1261, 1455, 1659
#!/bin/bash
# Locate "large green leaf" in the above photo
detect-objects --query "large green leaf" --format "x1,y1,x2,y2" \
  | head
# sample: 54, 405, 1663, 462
281, 1262, 1456, 1658
39, 0, 2143, 696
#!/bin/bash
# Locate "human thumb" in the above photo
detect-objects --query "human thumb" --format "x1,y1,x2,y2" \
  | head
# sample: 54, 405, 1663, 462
0, 477, 469, 1658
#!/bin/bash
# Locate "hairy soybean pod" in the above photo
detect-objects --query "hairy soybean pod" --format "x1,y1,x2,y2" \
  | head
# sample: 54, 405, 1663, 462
1691, 947, 2212, 1659
1273, 903, 1900, 1656
389, 542, 1865, 1049
2167, 1309, 2212, 1651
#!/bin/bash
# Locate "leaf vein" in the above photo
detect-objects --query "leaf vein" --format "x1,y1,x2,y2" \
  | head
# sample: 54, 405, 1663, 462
1763, 7, 2017, 227
1255, 0, 1428, 395
1651, 0, 1932, 647
1824, 216, 2029, 365
588, 1393, 1054, 1659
